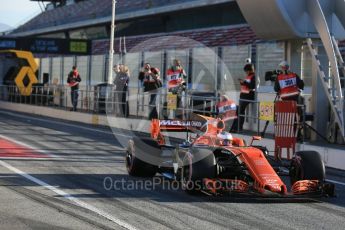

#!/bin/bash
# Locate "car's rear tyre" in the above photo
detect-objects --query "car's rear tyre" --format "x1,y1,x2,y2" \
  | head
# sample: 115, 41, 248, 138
290, 151, 325, 184
181, 148, 216, 194
126, 137, 158, 177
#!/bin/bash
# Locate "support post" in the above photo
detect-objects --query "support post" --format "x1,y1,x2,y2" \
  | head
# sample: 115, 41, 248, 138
108, 0, 116, 84
285, 40, 302, 76
311, 44, 329, 141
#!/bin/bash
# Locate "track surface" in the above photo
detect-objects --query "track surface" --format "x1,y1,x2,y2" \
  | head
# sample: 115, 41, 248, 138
0, 110, 345, 230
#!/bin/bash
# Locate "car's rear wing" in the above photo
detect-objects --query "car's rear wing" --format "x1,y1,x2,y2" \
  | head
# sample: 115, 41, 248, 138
151, 119, 205, 137
150, 113, 226, 144
150, 118, 206, 145
158, 119, 205, 131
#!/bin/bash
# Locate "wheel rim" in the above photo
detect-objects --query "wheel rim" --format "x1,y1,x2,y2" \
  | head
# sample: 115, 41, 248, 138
290, 156, 303, 184
126, 151, 133, 171
182, 154, 193, 189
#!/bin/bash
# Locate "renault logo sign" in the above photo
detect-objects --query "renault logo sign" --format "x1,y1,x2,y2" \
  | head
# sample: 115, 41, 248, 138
0, 50, 38, 96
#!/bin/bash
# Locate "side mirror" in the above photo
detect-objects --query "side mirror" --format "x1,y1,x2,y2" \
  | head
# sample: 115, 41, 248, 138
250, 136, 262, 146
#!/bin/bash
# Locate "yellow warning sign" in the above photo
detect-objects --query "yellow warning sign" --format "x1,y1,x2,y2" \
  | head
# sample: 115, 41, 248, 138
167, 93, 177, 110
92, 114, 99, 125
259, 101, 274, 121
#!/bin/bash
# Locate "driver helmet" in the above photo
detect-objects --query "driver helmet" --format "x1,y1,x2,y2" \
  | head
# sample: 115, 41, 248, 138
217, 131, 233, 146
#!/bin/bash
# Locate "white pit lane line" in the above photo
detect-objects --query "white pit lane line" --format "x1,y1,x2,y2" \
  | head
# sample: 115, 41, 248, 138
0, 160, 137, 230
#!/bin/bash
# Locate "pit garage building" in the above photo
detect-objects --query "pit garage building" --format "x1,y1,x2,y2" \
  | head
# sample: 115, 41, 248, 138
2, 0, 345, 143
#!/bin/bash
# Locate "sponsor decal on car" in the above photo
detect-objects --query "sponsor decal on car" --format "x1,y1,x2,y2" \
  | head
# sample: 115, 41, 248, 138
159, 120, 203, 128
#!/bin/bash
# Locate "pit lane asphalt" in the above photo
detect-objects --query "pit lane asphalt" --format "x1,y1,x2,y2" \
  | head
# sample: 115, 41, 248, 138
0, 110, 345, 230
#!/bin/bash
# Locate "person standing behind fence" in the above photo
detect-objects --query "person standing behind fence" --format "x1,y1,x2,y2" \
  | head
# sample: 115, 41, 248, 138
114, 64, 130, 117
138, 63, 162, 119
216, 95, 237, 130
274, 61, 304, 102
274, 61, 305, 140
67, 66, 81, 111
230, 63, 256, 132
166, 59, 187, 118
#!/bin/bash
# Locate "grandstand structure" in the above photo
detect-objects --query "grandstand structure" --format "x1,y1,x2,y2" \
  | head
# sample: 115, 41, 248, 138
9, 0, 279, 84
15, 0, 245, 39
3, 0, 345, 142
9, 0, 268, 91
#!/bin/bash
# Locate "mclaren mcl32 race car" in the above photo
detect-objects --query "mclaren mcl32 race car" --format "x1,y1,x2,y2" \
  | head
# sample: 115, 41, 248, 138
125, 114, 335, 197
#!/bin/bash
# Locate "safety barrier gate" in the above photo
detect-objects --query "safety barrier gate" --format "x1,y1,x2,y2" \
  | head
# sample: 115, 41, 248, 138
274, 101, 298, 160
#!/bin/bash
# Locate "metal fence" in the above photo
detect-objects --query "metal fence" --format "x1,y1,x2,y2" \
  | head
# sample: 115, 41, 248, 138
1, 84, 317, 139
0, 85, 221, 117
1, 40, 318, 135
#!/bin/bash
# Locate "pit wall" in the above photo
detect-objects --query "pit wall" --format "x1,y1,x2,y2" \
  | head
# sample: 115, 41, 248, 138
0, 101, 344, 171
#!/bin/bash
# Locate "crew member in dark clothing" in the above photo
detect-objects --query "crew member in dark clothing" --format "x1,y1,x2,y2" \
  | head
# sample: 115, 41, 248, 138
114, 64, 130, 117
231, 63, 256, 132
138, 63, 162, 119
67, 66, 81, 111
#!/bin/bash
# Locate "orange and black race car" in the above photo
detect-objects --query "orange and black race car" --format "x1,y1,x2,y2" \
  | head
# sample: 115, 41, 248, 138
125, 113, 335, 196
